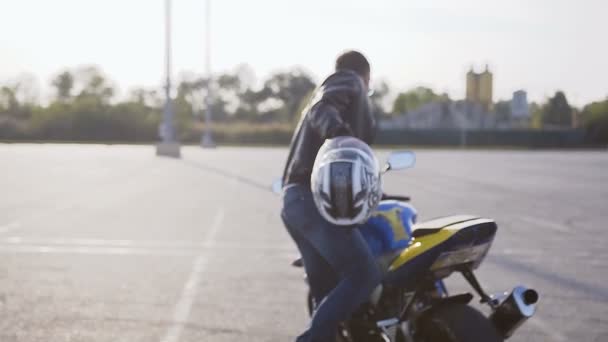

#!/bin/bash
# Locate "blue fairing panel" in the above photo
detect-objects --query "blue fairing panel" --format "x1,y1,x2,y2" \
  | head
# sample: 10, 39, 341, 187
359, 200, 417, 256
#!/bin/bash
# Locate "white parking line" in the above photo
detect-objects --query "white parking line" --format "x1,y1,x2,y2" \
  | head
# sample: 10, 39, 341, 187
496, 248, 543, 257
0, 237, 294, 252
0, 245, 197, 256
0, 237, 203, 248
519, 216, 570, 234
160, 208, 225, 342
0, 238, 294, 258
0, 204, 75, 235
0, 221, 21, 234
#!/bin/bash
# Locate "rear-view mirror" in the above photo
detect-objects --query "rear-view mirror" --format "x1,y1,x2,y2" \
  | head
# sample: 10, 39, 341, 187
384, 151, 416, 172
271, 178, 283, 194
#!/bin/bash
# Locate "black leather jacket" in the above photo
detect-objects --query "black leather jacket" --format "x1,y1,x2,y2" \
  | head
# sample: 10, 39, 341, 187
282, 69, 376, 186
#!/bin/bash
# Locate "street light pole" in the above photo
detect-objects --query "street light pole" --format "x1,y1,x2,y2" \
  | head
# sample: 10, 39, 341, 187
163, 0, 174, 143
156, 0, 181, 157
201, 0, 215, 148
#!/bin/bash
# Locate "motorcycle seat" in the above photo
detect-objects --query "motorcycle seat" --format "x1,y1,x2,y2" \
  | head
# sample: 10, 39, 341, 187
290, 216, 483, 269
411, 215, 481, 238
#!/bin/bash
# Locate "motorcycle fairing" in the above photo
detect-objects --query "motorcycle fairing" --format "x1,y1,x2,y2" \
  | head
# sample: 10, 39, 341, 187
383, 216, 497, 288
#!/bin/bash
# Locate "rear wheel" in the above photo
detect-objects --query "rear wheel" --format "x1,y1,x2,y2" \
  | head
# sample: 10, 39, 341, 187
418, 304, 503, 342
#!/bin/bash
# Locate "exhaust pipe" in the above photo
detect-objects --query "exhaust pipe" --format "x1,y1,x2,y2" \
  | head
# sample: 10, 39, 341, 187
489, 286, 539, 338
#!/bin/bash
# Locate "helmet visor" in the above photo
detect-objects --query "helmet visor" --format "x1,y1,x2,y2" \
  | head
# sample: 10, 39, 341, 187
315, 148, 379, 175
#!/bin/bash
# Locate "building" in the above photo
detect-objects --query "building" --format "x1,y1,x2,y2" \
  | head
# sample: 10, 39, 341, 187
506, 90, 530, 128
378, 100, 494, 130
511, 90, 530, 118
466, 65, 493, 112
378, 65, 500, 130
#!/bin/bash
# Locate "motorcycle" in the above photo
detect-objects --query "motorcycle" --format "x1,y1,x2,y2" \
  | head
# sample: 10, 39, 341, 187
279, 151, 540, 342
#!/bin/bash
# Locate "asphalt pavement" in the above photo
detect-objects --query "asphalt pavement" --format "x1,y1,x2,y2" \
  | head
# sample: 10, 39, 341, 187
0, 144, 607, 342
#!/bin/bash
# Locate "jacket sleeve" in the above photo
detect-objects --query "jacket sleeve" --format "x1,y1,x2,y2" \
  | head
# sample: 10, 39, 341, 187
307, 84, 356, 138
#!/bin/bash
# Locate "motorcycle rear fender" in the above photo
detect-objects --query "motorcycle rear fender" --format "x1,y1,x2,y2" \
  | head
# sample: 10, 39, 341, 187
383, 217, 497, 288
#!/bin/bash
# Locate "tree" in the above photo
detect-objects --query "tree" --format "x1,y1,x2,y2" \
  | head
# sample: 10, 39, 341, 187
262, 69, 316, 122
234, 88, 265, 121
541, 91, 572, 127
215, 73, 242, 120
369, 80, 390, 118
233, 64, 256, 90
582, 97, 608, 143
0, 64, 335, 142
128, 88, 161, 108
392, 87, 447, 115
35, 67, 118, 141
0, 74, 40, 120
174, 71, 250, 123
75, 66, 114, 104
52, 71, 74, 102
0, 86, 19, 114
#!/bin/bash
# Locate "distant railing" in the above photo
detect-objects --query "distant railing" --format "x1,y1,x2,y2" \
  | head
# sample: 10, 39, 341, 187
375, 128, 587, 148
0, 119, 591, 148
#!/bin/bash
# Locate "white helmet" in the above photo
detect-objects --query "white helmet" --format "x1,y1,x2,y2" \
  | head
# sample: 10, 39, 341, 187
311, 136, 382, 226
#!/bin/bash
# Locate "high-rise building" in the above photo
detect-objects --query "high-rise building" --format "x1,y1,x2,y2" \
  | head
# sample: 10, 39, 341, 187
466, 65, 493, 111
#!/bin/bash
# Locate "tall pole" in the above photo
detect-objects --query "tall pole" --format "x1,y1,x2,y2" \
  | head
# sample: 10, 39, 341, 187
163, 0, 175, 143
201, 0, 215, 147
156, 0, 180, 157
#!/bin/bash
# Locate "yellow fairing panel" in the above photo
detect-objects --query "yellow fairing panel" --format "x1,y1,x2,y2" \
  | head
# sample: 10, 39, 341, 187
388, 229, 456, 272
388, 218, 493, 272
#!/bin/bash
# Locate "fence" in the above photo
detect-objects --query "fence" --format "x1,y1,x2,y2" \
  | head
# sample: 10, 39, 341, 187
375, 129, 587, 148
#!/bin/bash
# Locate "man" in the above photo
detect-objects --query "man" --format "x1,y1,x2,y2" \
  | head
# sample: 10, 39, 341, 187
281, 50, 380, 342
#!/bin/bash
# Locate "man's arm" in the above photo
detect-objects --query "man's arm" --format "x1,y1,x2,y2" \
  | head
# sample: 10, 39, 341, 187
308, 83, 356, 139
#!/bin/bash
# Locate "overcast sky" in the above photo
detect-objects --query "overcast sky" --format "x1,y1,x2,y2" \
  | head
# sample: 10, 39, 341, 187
1, 0, 606, 106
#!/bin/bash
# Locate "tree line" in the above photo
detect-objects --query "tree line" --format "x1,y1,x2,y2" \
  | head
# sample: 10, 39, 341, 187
0, 65, 318, 142
1, 65, 607, 144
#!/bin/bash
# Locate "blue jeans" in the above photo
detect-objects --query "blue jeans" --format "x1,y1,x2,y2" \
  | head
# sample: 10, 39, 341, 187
281, 184, 382, 342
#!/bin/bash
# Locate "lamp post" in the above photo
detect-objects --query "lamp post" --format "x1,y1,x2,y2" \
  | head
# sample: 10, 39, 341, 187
201, 0, 215, 148
156, 0, 181, 157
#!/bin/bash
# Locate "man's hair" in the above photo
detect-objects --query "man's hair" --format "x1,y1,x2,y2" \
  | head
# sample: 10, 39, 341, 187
335, 50, 370, 76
